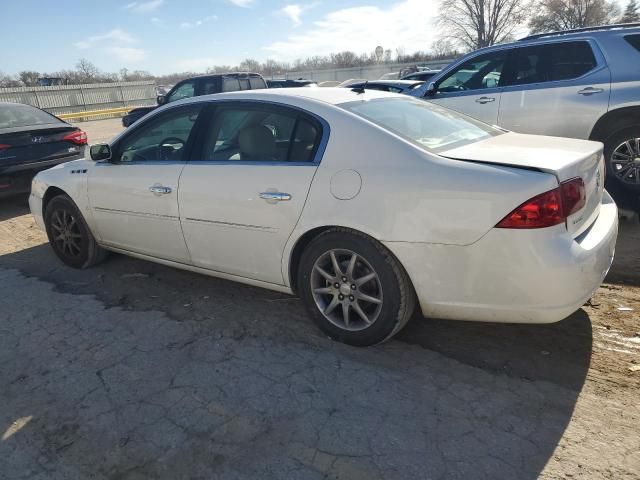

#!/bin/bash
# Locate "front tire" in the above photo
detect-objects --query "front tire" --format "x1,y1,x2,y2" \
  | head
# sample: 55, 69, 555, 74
44, 194, 107, 269
297, 228, 416, 346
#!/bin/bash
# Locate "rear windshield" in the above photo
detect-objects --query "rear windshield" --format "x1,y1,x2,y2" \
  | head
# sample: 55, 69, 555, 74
625, 34, 640, 53
0, 103, 63, 129
339, 97, 501, 152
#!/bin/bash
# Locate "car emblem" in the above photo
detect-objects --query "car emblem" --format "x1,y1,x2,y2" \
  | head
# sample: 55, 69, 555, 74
31, 136, 45, 143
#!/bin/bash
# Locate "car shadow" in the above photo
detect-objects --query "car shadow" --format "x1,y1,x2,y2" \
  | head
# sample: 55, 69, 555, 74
0, 243, 590, 479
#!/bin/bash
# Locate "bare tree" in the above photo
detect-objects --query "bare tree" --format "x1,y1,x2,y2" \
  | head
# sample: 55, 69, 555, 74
18, 71, 41, 86
620, 0, 640, 22
439, 0, 532, 50
238, 58, 261, 72
431, 39, 457, 58
75, 58, 99, 82
0, 71, 21, 88
529, 0, 620, 34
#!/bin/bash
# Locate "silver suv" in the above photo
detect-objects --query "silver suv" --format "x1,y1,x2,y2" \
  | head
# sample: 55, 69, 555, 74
423, 24, 640, 208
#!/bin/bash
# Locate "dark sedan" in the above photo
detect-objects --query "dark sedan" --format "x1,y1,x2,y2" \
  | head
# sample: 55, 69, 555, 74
0, 102, 86, 197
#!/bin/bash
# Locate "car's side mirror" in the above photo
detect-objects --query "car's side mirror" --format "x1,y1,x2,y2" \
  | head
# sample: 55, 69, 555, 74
90, 143, 112, 162
157, 94, 167, 105
425, 82, 437, 97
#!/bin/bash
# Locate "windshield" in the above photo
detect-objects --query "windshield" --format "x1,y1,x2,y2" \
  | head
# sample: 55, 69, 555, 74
339, 97, 501, 152
0, 103, 63, 129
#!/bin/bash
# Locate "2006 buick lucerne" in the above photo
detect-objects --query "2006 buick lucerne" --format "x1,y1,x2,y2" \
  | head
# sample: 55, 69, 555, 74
29, 88, 618, 346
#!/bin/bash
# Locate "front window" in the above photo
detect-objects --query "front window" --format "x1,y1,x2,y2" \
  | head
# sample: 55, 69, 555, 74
340, 97, 501, 152
438, 51, 506, 92
166, 81, 195, 103
116, 105, 202, 162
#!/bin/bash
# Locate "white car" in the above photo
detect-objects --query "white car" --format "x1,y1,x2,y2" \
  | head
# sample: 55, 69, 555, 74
29, 88, 618, 346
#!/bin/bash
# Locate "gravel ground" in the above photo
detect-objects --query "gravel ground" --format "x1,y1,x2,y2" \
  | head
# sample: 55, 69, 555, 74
0, 148, 639, 478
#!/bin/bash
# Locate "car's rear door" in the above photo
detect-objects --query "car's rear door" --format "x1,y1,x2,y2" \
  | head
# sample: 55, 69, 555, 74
497, 40, 610, 139
428, 50, 508, 125
178, 101, 326, 285
87, 104, 203, 262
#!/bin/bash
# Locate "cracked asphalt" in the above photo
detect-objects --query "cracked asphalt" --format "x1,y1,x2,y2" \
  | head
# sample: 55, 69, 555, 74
1, 150, 639, 478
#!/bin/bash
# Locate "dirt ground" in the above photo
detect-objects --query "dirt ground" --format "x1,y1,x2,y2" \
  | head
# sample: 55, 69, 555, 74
0, 190, 639, 477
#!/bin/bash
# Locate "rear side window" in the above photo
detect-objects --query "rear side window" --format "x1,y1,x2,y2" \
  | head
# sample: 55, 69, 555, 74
506, 41, 596, 86
249, 76, 267, 89
201, 78, 220, 95
239, 78, 250, 90
200, 104, 321, 163
625, 34, 640, 52
0, 103, 63, 129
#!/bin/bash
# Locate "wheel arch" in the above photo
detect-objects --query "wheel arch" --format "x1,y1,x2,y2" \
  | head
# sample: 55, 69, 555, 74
286, 225, 413, 296
42, 186, 69, 216
590, 107, 640, 142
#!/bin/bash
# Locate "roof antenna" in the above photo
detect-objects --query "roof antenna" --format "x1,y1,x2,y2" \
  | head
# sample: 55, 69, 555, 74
351, 80, 368, 94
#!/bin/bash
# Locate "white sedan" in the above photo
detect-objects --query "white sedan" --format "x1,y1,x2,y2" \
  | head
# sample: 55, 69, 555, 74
29, 88, 618, 346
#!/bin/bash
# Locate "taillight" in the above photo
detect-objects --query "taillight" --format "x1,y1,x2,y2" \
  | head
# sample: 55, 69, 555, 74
63, 130, 87, 145
496, 177, 586, 229
0, 144, 10, 151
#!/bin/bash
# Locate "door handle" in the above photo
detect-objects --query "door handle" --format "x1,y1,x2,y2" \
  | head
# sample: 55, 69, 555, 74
475, 96, 495, 104
259, 191, 292, 202
578, 87, 604, 95
149, 185, 172, 195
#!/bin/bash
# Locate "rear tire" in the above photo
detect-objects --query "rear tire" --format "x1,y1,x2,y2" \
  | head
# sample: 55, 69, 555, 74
297, 228, 416, 346
44, 194, 107, 269
603, 126, 640, 211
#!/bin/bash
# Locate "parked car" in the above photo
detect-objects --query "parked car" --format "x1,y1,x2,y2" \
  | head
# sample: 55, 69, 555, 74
30, 89, 617, 346
122, 73, 267, 127
0, 102, 86, 197
343, 80, 425, 95
401, 70, 441, 81
421, 24, 640, 209
267, 79, 316, 88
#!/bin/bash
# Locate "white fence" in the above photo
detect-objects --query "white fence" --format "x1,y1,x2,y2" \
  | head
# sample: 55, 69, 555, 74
0, 81, 156, 117
280, 59, 455, 83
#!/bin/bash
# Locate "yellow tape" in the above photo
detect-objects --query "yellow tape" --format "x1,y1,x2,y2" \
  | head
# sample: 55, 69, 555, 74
57, 107, 136, 120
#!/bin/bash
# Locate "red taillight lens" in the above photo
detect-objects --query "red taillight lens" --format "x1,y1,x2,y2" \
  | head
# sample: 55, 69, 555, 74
0, 144, 10, 151
496, 188, 564, 229
62, 130, 87, 145
560, 177, 586, 217
496, 177, 586, 229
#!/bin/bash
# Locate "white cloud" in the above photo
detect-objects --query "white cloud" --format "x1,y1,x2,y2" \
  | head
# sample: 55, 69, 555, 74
74, 29, 136, 49
151, 16, 163, 26
228, 0, 254, 7
265, 0, 439, 61
174, 57, 217, 71
109, 47, 146, 62
124, 0, 164, 13
282, 5, 303, 26
180, 15, 218, 29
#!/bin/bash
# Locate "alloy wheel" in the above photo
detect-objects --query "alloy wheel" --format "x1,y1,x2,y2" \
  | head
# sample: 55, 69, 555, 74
310, 249, 383, 331
611, 138, 640, 185
50, 208, 83, 258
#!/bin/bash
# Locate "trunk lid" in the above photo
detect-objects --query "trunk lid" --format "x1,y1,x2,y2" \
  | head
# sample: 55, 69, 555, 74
440, 132, 605, 237
0, 125, 82, 168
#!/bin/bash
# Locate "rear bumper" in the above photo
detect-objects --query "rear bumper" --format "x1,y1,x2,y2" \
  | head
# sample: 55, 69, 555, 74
384, 191, 618, 324
0, 154, 83, 197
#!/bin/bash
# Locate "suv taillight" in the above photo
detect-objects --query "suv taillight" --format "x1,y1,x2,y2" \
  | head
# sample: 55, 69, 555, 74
0, 144, 10, 151
63, 130, 87, 145
496, 177, 586, 229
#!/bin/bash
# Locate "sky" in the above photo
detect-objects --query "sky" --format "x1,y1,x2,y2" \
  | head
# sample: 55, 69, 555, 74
0, 0, 442, 76
0, 0, 630, 76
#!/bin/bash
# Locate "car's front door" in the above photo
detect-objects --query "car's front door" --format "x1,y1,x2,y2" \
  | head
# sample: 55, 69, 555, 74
428, 50, 508, 125
179, 101, 326, 285
88, 104, 203, 262
497, 40, 611, 139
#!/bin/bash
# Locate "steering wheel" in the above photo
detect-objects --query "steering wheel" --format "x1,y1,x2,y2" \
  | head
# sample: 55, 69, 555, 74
158, 137, 185, 160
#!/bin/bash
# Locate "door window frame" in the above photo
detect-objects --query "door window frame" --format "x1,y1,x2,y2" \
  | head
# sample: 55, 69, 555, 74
499, 38, 607, 92
189, 100, 330, 166
109, 104, 205, 165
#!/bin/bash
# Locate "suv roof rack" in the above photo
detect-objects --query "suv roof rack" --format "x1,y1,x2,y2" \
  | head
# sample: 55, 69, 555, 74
518, 22, 640, 42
